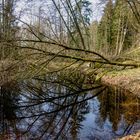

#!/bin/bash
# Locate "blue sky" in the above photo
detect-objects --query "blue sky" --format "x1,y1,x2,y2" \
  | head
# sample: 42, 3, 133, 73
17, 0, 103, 24
89, 0, 103, 21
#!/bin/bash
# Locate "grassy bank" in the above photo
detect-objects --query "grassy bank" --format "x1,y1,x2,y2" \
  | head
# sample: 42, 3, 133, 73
101, 68, 140, 98
119, 131, 140, 140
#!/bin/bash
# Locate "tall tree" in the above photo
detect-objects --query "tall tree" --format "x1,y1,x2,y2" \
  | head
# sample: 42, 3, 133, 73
89, 21, 98, 51
97, 0, 113, 55
67, 0, 92, 50
111, 0, 139, 56
0, 0, 19, 59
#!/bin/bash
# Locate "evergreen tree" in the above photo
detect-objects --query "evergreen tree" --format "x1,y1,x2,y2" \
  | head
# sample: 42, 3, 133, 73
97, 0, 113, 54
97, 0, 139, 56
0, 0, 19, 59
111, 0, 137, 56
69, 0, 92, 50
89, 21, 98, 50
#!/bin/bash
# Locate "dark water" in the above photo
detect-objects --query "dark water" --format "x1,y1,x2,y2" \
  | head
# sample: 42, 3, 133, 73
0, 71, 140, 140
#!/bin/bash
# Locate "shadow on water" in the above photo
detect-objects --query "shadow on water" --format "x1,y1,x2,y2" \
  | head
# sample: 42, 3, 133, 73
0, 71, 140, 140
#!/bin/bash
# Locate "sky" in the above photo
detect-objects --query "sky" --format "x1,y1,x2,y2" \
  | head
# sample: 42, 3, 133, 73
16, 0, 103, 24
89, 0, 103, 21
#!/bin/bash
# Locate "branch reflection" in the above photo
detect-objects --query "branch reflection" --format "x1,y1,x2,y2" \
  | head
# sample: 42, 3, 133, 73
0, 71, 140, 140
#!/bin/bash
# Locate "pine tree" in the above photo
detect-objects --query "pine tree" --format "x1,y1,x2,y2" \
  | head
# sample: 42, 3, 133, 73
97, 0, 113, 55
111, 0, 137, 56
68, 0, 92, 50
89, 21, 98, 51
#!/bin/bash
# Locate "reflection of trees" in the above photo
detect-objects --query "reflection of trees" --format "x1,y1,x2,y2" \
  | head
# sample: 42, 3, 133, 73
0, 71, 103, 139
121, 92, 140, 135
97, 87, 140, 134
0, 82, 20, 139
69, 95, 89, 140
97, 87, 125, 131
1, 71, 139, 139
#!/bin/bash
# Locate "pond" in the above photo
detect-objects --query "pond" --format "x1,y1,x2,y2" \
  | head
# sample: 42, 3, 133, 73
0, 71, 140, 140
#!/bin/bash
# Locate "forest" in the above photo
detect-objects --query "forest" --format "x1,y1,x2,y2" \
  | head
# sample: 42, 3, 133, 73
0, 0, 140, 140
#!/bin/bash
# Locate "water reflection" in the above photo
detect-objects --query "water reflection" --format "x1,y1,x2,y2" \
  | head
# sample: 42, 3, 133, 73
0, 71, 140, 140
0, 82, 19, 138
97, 87, 140, 137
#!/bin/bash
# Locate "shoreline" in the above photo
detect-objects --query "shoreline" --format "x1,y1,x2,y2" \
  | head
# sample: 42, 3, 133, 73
101, 68, 140, 98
